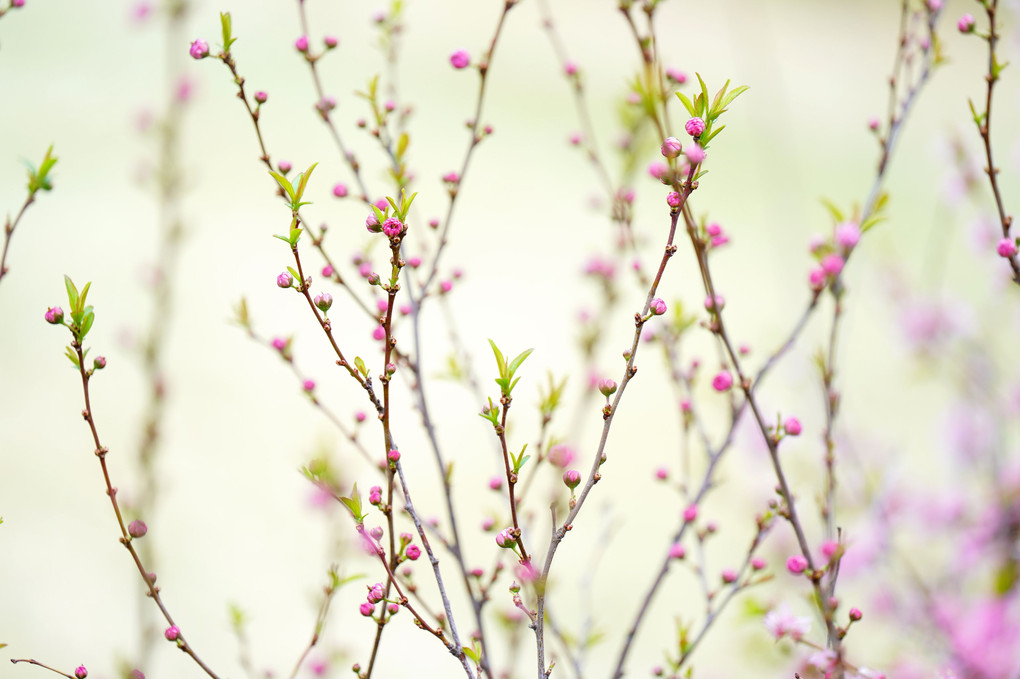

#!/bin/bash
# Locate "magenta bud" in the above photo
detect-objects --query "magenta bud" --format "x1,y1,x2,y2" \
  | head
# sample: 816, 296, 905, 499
189, 39, 209, 60
786, 555, 809, 574
711, 371, 733, 392
382, 216, 404, 238
495, 528, 515, 549
835, 221, 861, 251
667, 191, 681, 208
332, 183, 348, 198
387, 449, 400, 462
277, 272, 293, 288
295, 35, 309, 52
449, 49, 470, 69
128, 519, 148, 538
405, 544, 421, 560
669, 543, 686, 560
271, 337, 287, 351
387, 603, 399, 614
784, 417, 802, 436
324, 35, 338, 48
164, 625, 180, 641
277, 161, 292, 174
660, 136, 682, 158
302, 379, 315, 392
685, 117, 706, 137
313, 292, 333, 312
75, 667, 88, 679
997, 238, 1018, 258
45, 306, 64, 324
562, 469, 581, 489
359, 602, 375, 617
721, 569, 737, 584
649, 298, 667, 316
683, 505, 698, 522
751, 557, 766, 570
666, 68, 686, 83
957, 13, 975, 33
849, 607, 862, 621
365, 213, 382, 233
254, 91, 268, 104
369, 527, 384, 541
684, 143, 706, 164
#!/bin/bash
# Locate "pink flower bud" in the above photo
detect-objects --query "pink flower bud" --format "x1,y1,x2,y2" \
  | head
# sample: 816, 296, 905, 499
449, 49, 470, 69
598, 378, 618, 397
495, 528, 516, 549
835, 222, 861, 251
332, 183, 348, 198
442, 171, 460, 184
278, 161, 292, 174
564, 61, 578, 76
820, 540, 840, 559
277, 272, 293, 288
367, 582, 385, 603
254, 91, 268, 104
667, 191, 681, 208
650, 298, 667, 315
569, 132, 583, 146
372, 326, 386, 341
387, 449, 400, 462
44, 306, 64, 324
721, 569, 737, 584
685, 117, 706, 137
302, 379, 315, 392
369, 527, 384, 541
295, 35, 309, 52
849, 607, 862, 621
683, 504, 698, 522
684, 143, 706, 164
669, 543, 686, 559
821, 254, 845, 276
809, 267, 827, 290
313, 292, 333, 312
997, 238, 1018, 258
786, 555, 809, 574
128, 520, 148, 538
324, 35, 338, 48
751, 557, 766, 570
165, 625, 180, 641
784, 417, 802, 436
440, 280, 453, 293
189, 39, 209, 59
382, 216, 404, 237
712, 371, 733, 392
655, 467, 668, 480
660, 136, 683, 158
957, 13, 975, 33
704, 294, 725, 312
868, 117, 880, 131
359, 602, 375, 616
666, 68, 687, 84
75, 666, 88, 679
405, 544, 421, 560
562, 469, 582, 489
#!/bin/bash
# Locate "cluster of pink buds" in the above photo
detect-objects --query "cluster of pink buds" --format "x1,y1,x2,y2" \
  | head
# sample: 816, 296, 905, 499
705, 222, 729, 248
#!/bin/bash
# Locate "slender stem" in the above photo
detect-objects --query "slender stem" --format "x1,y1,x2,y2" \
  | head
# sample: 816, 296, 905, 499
10, 659, 74, 679
287, 570, 339, 679
0, 193, 35, 287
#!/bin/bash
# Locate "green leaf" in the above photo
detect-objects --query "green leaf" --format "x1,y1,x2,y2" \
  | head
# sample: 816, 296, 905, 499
820, 198, 844, 223
269, 170, 296, 203
397, 133, 409, 159
78, 281, 91, 311
294, 162, 319, 202
860, 214, 886, 234
710, 78, 731, 112
64, 275, 79, 311
339, 483, 365, 523
400, 190, 418, 217
696, 73, 711, 117
702, 124, 725, 145
719, 85, 749, 110
65, 347, 80, 368
220, 12, 237, 51
79, 310, 95, 340
355, 356, 368, 377
488, 340, 507, 378
272, 234, 292, 244
228, 602, 247, 631
463, 647, 480, 665
507, 348, 534, 376
676, 92, 697, 118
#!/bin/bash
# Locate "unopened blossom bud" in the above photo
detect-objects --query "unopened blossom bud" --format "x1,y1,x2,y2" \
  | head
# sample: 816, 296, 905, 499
704, 294, 725, 312
189, 39, 209, 59
277, 272, 293, 288
997, 238, 1018, 258
683, 505, 698, 522
809, 267, 827, 290
598, 378, 617, 397
449, 49, 470, 69
821, 253, 845, 276
669, 543, 686, 559
721, 569, 737, 584
786, 555, 809, 574
660, 136, 683, 159
365, 213, 381, 233
820, 540, 840, 559
359, 602, 375, 616
495, 528, 516, 549
11, 0, 25, 7
128, 520, 148, 538
667, 191, 681, 208
372, 325, 385, 340
271, 337, 287, 351
45, 306, 64, 324
655, 467, 668, 480
368, 487, 382, 505
957, 13, 975, 33
666, 68, 687, 84
324, 35, 338, 48
367, 583, 385, 603
650, 298, 667, 315
649, 162, 668, 180
684, 143, 706, 164
165, 625, 180, 641
712, 371, 733, 392
277, 161, 292, 174
382, 216, 403, 237
751, 557, 766, 570
784, 417, 802, 436
849, 607, 862, 621
685, 117, 706, 137
562, 469, 582, 489
443, 171, 460, 183
314, 292, 333, 312
564, 61, 578, 76
295, 35, 309, 52
405, 544, 421, 560
387, 449, 400, 462
254, 91, 268, 104
302, 379, 315, 392
75, 666, 88, 679
332, 183, 348, 198
835, 222, 861, 251
868, 117, 880, 131
440, 280, 453, 293
368, 527, 383, 542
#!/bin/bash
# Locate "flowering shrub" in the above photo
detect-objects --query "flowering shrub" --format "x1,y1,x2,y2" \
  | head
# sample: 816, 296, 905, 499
2, 1, 1019, 679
